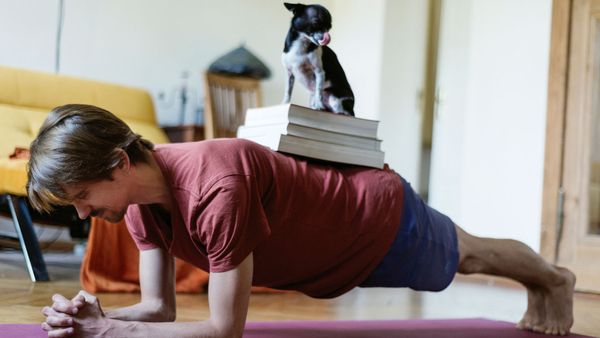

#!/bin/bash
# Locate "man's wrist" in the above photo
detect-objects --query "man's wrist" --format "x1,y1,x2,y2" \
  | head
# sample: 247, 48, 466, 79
104, 317, 138, 337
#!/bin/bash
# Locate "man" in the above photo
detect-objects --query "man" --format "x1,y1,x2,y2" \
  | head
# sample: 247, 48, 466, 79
30, 104, 575, 338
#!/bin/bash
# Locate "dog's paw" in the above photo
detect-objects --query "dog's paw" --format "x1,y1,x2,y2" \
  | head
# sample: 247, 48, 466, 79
311, 101, 326, 111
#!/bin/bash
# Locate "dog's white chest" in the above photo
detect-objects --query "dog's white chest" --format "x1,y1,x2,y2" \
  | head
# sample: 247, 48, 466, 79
282, 40, 322, 89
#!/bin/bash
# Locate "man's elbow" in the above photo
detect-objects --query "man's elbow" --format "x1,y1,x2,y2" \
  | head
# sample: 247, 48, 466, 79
219, 327, 244, 338
210, 319, 244, 338
155, 304, 176, 322
143, 300, 176, 322
159, 309, 176, 322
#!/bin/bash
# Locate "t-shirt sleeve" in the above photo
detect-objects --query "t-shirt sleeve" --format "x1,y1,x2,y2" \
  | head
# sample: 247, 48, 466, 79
195, 175, 271, 273
125, 205, 160, 251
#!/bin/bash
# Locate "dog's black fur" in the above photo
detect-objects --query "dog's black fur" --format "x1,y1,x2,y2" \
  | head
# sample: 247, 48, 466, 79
282, 3, 355, 116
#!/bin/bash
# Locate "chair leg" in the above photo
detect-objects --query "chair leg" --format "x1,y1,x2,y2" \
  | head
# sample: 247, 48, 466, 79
5, 195, 50, 282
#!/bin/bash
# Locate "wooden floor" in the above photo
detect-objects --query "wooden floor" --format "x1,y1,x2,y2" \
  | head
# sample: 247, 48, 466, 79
0, 250, 599, 337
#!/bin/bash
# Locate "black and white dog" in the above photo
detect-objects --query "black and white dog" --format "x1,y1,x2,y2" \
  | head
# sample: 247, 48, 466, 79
282, 3, 355, 116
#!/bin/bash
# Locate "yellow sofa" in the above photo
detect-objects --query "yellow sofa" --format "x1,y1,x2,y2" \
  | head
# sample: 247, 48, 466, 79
0, 65, 168, 281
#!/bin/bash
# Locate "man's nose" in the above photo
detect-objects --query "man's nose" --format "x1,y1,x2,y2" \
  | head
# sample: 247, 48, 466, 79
73, 203, 90, 220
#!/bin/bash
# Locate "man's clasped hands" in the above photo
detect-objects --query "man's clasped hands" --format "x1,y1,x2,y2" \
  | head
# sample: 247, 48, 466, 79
41, 291, 108, 338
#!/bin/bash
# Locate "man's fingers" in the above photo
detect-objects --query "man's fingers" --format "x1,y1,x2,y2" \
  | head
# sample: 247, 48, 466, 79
70, 294, 86, 308
77, 290, 105, 316
41, 322, 51, 331
45, 315, 74, 327
50, 293, 80, 315
51, 294, 70, 303
41, 323, 74, 338
77, 290, 97, 304
51, 301, 79, 315
42, 306, 71, 319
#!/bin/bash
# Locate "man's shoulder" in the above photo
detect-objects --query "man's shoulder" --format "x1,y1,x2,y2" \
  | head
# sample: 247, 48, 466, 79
154, 139, 271, 191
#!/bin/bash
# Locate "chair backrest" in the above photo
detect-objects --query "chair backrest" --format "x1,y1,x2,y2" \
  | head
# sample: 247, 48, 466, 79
203, 72, 262, 139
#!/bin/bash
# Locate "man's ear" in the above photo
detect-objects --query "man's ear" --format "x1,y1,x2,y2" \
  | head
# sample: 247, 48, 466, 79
116, 148, 131, 172
284, 3, 306, 13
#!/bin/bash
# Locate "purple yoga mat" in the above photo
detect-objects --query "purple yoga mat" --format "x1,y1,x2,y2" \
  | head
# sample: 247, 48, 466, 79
0, 319, 594, 338
243, 319, 595, 338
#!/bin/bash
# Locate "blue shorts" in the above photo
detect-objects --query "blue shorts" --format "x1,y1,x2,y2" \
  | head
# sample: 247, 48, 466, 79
360, 176, 459, 291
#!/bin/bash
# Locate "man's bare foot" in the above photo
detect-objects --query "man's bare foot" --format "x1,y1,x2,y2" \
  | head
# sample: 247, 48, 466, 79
516, 286, 545, 330
518, 266, 575, 336
537, 267, 575, 335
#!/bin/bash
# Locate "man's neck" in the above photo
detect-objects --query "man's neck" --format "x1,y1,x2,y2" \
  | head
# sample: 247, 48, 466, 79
129, 152, 173, 212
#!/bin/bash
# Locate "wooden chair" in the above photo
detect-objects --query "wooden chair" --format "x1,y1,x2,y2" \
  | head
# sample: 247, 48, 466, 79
203, 72, 263, 139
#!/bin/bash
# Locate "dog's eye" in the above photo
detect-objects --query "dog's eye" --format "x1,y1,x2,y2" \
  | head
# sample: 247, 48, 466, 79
311, 26, 324, 34
310, 22, 329, 34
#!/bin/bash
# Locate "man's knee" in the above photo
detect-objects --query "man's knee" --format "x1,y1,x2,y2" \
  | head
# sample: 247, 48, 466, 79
458, 254, 487, 274
455, 225, 488, 274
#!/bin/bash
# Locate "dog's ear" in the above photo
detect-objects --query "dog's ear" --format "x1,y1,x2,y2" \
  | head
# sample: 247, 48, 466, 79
284, 3, 306, 14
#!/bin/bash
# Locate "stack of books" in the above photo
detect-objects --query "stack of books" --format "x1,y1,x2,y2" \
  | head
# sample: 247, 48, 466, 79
237, 104, 384, 168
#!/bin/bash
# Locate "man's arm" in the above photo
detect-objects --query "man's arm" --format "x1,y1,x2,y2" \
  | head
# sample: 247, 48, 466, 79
74, 253, 254, 338
106, 248, 176, 322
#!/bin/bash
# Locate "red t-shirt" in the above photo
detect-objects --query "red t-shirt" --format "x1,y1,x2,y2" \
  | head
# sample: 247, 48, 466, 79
125, 139, 404, 298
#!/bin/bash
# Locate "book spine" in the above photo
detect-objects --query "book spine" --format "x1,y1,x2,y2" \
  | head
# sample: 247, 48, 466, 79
287, 115, 377, 139
238, 124, 380, 151
287, 125, 380, 150
278, 135, 385, 168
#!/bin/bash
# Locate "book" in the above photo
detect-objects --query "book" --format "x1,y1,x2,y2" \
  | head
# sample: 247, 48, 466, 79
244, 104, 379, 139
243, 134, 385, 169
237, 123, 382, 151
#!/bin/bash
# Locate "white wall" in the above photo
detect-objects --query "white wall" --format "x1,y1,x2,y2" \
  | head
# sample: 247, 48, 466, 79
377, 0, 428, 185
0, 0, 58, 71
428, 0, 473, 238
429, 0, 552, 251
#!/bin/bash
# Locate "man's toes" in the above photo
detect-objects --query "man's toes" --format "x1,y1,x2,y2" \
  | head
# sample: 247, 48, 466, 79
556, 325, 570, 336
545, 326, 559, 335
532, 324, 546, 333
516, 319, 532, 330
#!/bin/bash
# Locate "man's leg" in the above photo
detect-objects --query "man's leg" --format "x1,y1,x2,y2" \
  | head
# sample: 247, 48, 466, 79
455, 225, 575, 336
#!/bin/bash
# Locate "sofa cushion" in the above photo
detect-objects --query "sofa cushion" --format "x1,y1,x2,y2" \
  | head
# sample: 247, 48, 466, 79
0, 104, 47, 157
0, 158, 28, 196
0, 66, 157, 125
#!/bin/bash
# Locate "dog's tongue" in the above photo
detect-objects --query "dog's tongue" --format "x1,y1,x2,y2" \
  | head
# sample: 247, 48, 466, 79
319, 32, 331, 46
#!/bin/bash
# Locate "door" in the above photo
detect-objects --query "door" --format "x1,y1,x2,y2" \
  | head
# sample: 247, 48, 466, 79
426, 0, 472, 220
549, 0, 600, 292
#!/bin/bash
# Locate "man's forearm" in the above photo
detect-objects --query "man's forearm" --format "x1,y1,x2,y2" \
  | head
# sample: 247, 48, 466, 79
108, 318, 237, 338
106, 301, 175, 322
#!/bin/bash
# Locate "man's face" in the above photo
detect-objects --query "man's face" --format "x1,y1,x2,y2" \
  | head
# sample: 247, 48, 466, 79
64, 175, 130, 223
